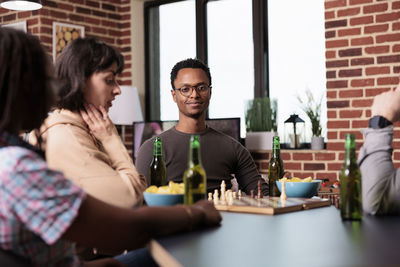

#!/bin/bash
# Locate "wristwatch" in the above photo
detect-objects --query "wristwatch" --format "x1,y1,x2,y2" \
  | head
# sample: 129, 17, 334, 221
368, 116, 393, 129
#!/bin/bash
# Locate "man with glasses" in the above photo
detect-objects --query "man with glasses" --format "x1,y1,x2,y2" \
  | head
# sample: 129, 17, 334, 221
136, 58, 268, 195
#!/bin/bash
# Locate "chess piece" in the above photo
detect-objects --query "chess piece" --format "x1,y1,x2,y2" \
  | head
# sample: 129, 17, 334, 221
213, 189, 219, 205
280, 180, 287, 200
232, 192, 237, 200
208, 192, 213, 201
238, 190, 242, 199
220, 180, 226, 202
227, 190, 234, 205
250, 190, 255, 199
257, 180, 263, 199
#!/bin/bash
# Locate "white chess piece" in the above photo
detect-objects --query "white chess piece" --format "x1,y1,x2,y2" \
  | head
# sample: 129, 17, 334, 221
280, 180, 287, 201
220, 180, 226, 202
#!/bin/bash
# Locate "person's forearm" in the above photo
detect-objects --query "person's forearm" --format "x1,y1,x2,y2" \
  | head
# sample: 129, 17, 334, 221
358, 126, 400, 215
63, 195, 204, 253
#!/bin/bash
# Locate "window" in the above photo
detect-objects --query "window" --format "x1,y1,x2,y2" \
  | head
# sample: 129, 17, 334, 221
145, 0, 326, 142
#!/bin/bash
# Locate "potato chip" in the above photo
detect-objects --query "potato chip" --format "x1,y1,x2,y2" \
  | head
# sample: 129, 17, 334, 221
145, 182, 184, 194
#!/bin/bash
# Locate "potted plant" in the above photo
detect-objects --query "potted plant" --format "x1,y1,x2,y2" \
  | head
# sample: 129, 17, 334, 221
245, 97, 278, 150
297, 89, 324, 150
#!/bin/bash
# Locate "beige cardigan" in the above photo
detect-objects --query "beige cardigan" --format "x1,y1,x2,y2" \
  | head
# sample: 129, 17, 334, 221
31, 109, 146, 208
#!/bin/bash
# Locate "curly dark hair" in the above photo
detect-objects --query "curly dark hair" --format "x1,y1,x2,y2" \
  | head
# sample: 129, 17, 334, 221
170, 58, 211, 89
55, 37, 124, 111
0, 28, 54, 133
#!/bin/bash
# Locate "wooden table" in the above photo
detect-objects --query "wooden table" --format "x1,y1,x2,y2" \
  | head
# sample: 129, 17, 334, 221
149, 206, 400, 267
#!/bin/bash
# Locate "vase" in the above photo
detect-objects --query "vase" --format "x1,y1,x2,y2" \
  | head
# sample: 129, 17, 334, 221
311, 136, 324, 150
245, 131, 277, 151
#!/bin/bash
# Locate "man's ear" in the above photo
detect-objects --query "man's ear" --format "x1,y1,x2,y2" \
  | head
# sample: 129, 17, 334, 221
171, 89, 177, 103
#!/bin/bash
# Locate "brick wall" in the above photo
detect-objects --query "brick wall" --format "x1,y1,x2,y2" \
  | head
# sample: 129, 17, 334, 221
252, 0, 400, 182
0, 0, 132, 86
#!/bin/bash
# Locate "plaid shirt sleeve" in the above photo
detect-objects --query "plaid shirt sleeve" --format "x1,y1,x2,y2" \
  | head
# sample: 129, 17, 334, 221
3, 147, 86, 245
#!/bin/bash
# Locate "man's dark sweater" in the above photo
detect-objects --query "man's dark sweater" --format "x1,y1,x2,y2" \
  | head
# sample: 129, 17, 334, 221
136, 126, 269, 195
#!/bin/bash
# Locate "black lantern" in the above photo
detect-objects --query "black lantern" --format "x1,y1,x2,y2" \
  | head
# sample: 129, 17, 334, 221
284, 114, 305, 149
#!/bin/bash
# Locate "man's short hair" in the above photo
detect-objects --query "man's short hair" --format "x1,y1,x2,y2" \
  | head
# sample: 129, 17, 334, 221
170, 58, 212, 89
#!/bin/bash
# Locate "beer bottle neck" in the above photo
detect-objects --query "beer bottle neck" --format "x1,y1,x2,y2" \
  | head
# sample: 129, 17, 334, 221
344, 146, 357, 165
188, 146, 201, 166
153, 141, 162, 157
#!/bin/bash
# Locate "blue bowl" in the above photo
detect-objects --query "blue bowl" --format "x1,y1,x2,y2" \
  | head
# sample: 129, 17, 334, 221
143, 192, 184, 206
276, 180, 322, 198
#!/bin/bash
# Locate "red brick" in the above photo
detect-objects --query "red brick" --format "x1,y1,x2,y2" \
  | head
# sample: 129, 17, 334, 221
376, 12, 400, 23
325, 0, 346, 9
338, 7, 360, 17
327, 80, 348, 88
325, 11, 335, 20
363, 3, 388, 14
351, 57, 374, 66
304, 163, 325, 171
377, 55, 400, 64
327, 71, 336, 79
50, 10, 67, 19
365, 45, 390, 54
39, 35, 52, 43
352, 119, 368, 128
394, 152, 400, 160
69, 14, 84, 22
293, 153, 313, 161
349, 0, 372, 5
327, 121, 350, 129
118, 80, 132, 86
103, 3, 116, 11
58, 3, 74, 11
27, 18, 38, 27
284, 163, 302, 170
69, 0, 84, 4
364, 24, 389, 34
339, 69, 362, 77
366, 66, 390, 76
325, 19, 347, 29
394, 1, 400, 9
326, 51, 336, 59
377, 77, 400, 85
350, 78, 374, 87
17, 11, 31, 19
328, 111, 337, 119
3, 13, 16, 22
350, 15, 373, 26
40, 26, 52, 35
325, 31, 336, 39
352, 99, 373, 108
339, 89, 363, 97
338, 28, 361, 37
339, 48, 362, 57
376, 33, 400, 44
327, 163, 343, 171
86, 0, 100, 8
120, 38, 131, 45
326, 60, 348, 68
339, 110, 363, 119
393, 44, 400, 52
327, 131, 338, 140
40, 17, 52, 25
351, 36, 373, 46
338, 152, 345, 161
327, 100, 350, 108
315, 153, 336, 161
281, 153, 291, 161
394, 66, 400, 73
393, 22, 400, 31
327, 91, 337, 98
84, 17, 101, 25
93, 10, 106, 17
326, 39, 348, 48
118, 6, 130, 13
366, 110, 371, 117
92, 27, 107, 34
327, 142, 347, 151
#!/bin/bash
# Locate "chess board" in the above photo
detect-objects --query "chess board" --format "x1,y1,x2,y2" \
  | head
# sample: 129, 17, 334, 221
214, 196, 331, 215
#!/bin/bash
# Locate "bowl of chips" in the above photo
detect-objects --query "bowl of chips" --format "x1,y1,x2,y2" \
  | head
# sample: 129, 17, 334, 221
276, 177, 322, 198
144, 181, 184, 206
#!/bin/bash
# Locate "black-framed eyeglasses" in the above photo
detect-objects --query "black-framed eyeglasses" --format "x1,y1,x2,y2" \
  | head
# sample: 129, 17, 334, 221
174, 84, 211, 97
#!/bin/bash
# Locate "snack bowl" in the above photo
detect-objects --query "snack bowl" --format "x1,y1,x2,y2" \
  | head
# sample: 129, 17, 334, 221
143, 192, 184, 206
276, 180, 322, 198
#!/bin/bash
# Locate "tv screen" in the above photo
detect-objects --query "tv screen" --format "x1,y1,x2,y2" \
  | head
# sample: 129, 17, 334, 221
132, 118, 241, 158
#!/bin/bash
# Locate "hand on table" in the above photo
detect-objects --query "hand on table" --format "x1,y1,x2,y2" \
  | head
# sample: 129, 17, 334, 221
80, 103, 115, 142
193, 199, 222, 227
371, 83, 400, 123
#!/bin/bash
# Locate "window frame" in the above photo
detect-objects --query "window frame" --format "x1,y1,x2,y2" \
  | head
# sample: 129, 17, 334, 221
144, 0, 269, 121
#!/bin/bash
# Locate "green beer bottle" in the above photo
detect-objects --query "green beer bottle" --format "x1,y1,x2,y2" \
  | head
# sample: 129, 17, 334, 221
149, 137, 167, 187
340, 133, 362, 220
184, 135, 207, 205
268, 136, 284, 197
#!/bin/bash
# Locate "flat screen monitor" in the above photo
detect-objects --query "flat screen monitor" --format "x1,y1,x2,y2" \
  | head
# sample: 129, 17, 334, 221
132, 118, 241, 158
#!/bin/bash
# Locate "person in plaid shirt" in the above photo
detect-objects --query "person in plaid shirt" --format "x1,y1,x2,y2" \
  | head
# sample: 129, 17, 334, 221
0, 28, 221, 266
